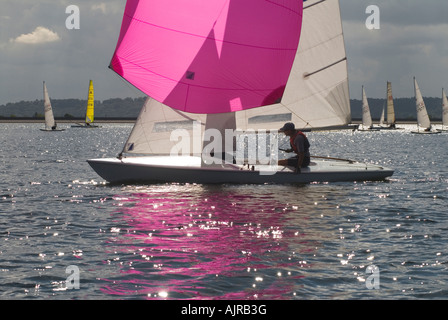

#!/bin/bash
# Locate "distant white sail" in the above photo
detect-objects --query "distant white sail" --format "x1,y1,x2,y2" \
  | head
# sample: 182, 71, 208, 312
43, 81, 56, 130
442, 88, 448, 129
361, 86, 373, 128
379, 106, 385, 126
386, 81, 396, 125
413, 77, 431, 130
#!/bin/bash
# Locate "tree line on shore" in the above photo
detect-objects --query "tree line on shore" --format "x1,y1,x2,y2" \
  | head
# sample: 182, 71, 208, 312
0, 97, 145, 119
0, 96, 445, 121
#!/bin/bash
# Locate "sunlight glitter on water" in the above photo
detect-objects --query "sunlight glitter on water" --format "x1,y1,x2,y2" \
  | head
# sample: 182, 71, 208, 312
2, 124, 448, 299
96, 184, 334, 299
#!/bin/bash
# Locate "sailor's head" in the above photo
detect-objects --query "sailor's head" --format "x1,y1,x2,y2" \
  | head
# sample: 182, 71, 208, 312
279, 122, 295, 135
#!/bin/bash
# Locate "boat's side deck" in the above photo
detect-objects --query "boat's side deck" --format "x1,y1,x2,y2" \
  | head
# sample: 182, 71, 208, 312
90, 155, 390, 173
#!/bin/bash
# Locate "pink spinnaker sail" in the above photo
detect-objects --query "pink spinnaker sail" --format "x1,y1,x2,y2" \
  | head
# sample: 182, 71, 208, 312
110, 0, 303, 114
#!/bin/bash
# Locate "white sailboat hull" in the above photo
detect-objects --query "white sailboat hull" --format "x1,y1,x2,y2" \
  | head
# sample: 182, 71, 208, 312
71, 123, 101, 128
87, 156, 394, 184
378, 126, 403, 130
357, 127, 380, 132
411, 130, 441, 134
40, 128, 65, 132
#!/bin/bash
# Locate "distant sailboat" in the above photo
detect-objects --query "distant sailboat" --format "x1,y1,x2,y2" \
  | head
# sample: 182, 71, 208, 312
40, 81, 64, 132
379, 81, 401, 130
379, 106, 385, 127
386, 81, 397, 128
72, 80, 100, 128
412, 77, 440, 134
438, 88, 448, 132
358, 86, 379, 131
379, 81, 402, 130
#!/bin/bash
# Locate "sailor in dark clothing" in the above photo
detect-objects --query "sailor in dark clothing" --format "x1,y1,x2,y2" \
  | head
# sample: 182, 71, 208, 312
278, 122, 310, 174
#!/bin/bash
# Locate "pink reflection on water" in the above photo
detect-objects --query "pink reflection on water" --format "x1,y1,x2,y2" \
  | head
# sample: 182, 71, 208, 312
100, 185, 321, 299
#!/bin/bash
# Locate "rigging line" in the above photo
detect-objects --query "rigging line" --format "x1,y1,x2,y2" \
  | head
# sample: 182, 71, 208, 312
290, 56, 353, 145
171, 108, 206, 124
311, 155, 356, 163
109, 65, 145, 97
282, 101, 354, 150
283, 106, 315, 131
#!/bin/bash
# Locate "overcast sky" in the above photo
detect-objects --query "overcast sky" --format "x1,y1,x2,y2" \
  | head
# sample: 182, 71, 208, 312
0, 0, 447, 106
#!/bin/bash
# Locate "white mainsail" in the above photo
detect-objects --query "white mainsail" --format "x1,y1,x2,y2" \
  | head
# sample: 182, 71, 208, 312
386, 81, 396, 126
122, 0, 351, 157
122, 98, 238, 159
122, 98, 206, 156
361, 86, 373, 129
379, 106, 385, 126
236, 0, 350, 131
442, 88, 448, 130
43, 81, 56, 130
414, 77, 431, 130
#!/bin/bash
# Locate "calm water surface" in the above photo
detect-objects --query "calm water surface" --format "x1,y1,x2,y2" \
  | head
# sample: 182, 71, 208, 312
1, 123, 447, 300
